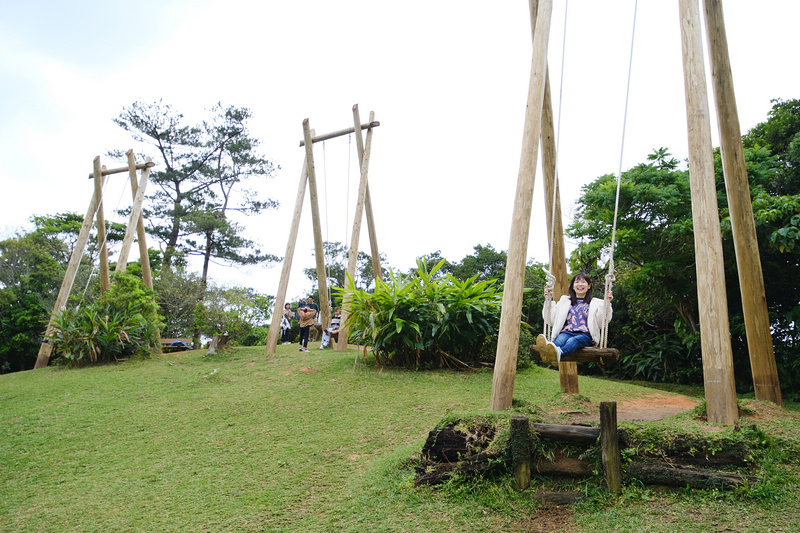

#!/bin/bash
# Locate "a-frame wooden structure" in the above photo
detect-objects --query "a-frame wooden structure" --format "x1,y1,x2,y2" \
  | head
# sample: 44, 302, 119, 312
34, 151, 156, 369
491, 0, 781, 425
265, 105, 383, 353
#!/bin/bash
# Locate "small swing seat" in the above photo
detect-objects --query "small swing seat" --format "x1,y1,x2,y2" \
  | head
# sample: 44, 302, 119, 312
530, 345, 619, 365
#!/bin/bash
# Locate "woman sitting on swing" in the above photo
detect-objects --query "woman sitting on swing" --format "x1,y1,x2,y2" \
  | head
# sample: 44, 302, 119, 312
537, 272, 613, 363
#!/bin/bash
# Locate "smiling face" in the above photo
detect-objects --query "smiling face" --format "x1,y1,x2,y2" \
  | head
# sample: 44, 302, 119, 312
573, 277, 591, 298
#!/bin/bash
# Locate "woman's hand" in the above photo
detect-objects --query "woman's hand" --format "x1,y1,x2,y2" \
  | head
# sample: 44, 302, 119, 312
543, 287, 552, 298
606, 290, 614, 301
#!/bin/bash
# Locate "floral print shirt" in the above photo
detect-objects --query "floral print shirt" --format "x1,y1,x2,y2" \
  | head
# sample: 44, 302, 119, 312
561, 299, 590, 334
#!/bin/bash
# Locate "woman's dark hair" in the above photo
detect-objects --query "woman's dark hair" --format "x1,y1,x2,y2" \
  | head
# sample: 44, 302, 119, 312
568, 272, 593, 306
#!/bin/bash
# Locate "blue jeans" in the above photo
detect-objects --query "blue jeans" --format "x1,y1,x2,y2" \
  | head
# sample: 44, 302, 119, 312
553, 331, 593, 357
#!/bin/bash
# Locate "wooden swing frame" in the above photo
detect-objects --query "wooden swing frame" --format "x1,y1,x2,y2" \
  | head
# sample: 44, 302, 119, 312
34, 151, 157, 368
265, 105, 383, 353
490, 0, 782, 425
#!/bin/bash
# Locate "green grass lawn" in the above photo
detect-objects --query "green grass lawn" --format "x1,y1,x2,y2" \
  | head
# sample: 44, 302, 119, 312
2, 345, 799, 532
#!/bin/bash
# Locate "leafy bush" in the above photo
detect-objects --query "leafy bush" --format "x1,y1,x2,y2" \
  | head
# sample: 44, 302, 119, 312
338, 259, 502, 369
49, 272, 162, 367
193, 284, 272, 343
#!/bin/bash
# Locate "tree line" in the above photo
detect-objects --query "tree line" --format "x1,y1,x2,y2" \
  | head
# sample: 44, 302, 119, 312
1, 98, 798, 398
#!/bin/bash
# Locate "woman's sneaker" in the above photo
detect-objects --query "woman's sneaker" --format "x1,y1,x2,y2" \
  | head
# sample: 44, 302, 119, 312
542, 341, 560, 364
536, 334, 548, 356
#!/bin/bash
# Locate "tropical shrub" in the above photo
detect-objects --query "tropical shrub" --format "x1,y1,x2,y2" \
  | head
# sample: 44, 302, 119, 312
338, 259, 502, 369
48, 272, 162, 368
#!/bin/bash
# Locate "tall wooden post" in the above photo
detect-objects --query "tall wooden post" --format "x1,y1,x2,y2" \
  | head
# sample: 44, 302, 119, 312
116, 158, 152, 273
679, 0, 739, 424
703, 0, 782, 405
266, 160, 309, 353
303, 120, 332, 334
93, 157, 110, 294
491, 0, 553, 411
34, 186, 102, 369
351, 104, 384, 287
122, 150, 154, 289
337, 111, 376, 351
540, 68, 577, 393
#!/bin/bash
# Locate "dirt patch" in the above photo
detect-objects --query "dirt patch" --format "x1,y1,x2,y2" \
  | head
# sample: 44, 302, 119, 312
509, 506, 574, 532
564, 393, 699, 423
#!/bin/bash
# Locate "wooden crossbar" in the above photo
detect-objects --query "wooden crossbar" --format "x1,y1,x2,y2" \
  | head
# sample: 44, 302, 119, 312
298, 121, 380, 146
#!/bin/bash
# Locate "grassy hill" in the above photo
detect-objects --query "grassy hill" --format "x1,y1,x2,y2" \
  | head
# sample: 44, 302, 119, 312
2, 345, 799, 532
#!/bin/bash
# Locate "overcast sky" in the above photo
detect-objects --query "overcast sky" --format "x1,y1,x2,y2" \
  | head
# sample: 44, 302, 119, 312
1, 1, 797, 301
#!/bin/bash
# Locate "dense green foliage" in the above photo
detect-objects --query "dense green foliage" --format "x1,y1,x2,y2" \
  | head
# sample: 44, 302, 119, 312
302, 240, 385, 305
339, 259, 503, 368
568, 99, 800, 397
193, 283, 272, 343
48, 272, 162, 367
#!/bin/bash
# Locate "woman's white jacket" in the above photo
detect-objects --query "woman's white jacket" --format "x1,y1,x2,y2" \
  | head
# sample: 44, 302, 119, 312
542, 295, 613, 346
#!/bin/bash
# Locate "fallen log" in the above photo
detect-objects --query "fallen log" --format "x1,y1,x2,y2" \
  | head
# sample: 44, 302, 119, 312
534, 451, 593, 476
627, 461, 762, 489
414, 451, 502, 486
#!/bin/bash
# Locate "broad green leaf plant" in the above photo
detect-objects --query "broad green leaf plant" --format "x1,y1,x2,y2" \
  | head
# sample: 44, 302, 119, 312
338, 258, 502, 369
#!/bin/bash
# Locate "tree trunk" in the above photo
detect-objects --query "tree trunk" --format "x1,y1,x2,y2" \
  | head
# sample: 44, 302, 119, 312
206, 335, 229, 355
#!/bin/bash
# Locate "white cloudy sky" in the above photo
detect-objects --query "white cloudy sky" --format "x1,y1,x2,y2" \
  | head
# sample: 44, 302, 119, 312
1, 1, 797, 301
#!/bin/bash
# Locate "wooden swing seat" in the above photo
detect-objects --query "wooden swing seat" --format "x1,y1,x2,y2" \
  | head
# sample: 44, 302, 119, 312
530, 345, 619, 365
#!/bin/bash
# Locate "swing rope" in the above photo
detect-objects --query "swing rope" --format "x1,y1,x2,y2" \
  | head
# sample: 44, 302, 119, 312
543, 0, 570, 341
543, 0, 638, 350
599, 0, 638, 349
345, 133, 351, 254
322, 140, 333, 292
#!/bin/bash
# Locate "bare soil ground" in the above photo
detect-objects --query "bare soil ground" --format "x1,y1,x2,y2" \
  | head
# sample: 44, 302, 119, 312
561, 393, 700, 423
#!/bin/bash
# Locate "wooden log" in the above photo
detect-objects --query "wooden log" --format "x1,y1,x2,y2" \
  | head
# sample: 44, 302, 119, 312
351, 105, 383, 324
35, 183, 102, 368
265, 159, 309, 353
600, 402, 621, 493
337, 108, 375, 351
539, 51, 574, 395
298, 121, 380, 146
116, 156, 151, 273
510, 416, 532, 490
303, 120, 331, 338
414, 451, 501, 487
679, 0, 739, 426
532, 423, 600, 444
491, 0, 553, 411
628, 461, 762, 490
93, 158, 110, 294
125, 151, 154, 290
530, 345, 620, 364
87, 160, 154, 178
534, 451, 593, 476
703, 0, 782, 407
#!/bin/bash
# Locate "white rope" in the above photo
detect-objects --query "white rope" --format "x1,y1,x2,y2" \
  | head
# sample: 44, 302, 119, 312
600, 0, 638, 348
547, 0, 569, 275
345, 133, 351, 250
543, 0, 569, 341
322, 140, 332, 289
542, 267, 556, 339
